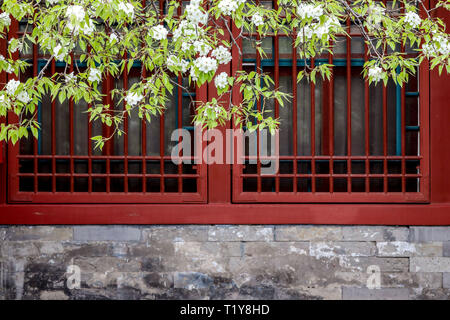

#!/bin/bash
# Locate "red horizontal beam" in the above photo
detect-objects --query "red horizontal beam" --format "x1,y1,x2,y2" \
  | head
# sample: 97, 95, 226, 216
0, 203, 449, 225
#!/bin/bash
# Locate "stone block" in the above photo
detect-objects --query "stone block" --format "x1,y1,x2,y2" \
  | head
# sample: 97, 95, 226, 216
410, 257, 450, 272
73, 226, 141, 242
6, 226, 72, 241
275, 226, 342, 241
377, 242, 442, 257
342, 287, 409, 300
409, 227, 450, 242
208, 226, 273, 242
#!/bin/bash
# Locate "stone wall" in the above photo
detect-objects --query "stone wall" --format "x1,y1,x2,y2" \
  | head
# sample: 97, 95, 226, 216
0, 225, 449, 300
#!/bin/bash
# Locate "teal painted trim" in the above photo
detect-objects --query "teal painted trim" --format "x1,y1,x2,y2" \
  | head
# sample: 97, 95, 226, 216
406, 125, 420, 131
405, 92, 419, 97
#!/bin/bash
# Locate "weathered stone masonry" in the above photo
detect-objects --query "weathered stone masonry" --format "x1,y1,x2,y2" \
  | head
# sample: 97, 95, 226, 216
0, 225, 449, 300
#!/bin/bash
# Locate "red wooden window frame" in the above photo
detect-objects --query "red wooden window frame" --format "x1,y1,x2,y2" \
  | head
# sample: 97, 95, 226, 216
0, 0, 449, 225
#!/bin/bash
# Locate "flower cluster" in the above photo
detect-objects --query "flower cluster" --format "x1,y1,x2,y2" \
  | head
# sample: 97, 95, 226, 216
5, 79, 30, 104
0, 12, 11, 27
297, 3, 323, 20
298, 15, 340, 42
66, 5, 96, 35
367, 4, 385, 27
214, 72, 229, 89
193, 40, 212, 56
202, 102, 222, 117
125, 92, 144, 107
166, 55, 189, 73
368, 65, 385, 83
88, 68, 102, 82
173, 20, 204, 42
53, 44, 66, 61
211, 45, 232, 65
404, 11, 421, 29
218, 0, 239, 16
186, 0, 208, 25
150, 25, 168, 40
422, 34, 450, 57
6, 79, 20, 96
194, 56, 218, 73
118, 2, 135, 19
251, 13, 264, 27
66, 5, 85, 22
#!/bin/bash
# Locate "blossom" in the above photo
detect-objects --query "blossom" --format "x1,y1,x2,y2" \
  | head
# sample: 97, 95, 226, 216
110, 33, 119, 43
150, 25, 168, 40
88, 68, 102, 82
297, 3, 323, 20
46, 0, 61, 5
65, 72, 75, 83
53, 44, 66, 61
17, 91, 31, 104
193, 40, 211, 56
186, 1, 208, 25
66, 5, 85, 22
368, 65, 385, 83
218, 0, 239, 16
118, 2, 135, 19
214, 72, 228, 89
251, 13, 264, 27
0, 12, 11, 26
367, 4, 385, 27
194, 56, 217, 74
190, 66, 198, 81
211, 45, 232, 65
422, 34, 450, 57
166, 55, 189, 73
404, 11, 421, 29
125, 92, 144, 107
6, 79, 20, 96
202, 103, 221, 117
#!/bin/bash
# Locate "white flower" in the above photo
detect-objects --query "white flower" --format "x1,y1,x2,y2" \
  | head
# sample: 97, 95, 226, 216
166, 55, 189, 73
251, 13, 264, 27
150, 25, 168, 40
203, 103, 221, 117
8, 38, 19, 53
110, 33, 119, 43
368, 65, 385, 83
190, 66, 198, 81
0, 12, 11, 26
118, 2, 134, 19
214, 72, 228, 89
65, 72, 75, 83
434, 35, 450, 56
404, 11, 421, 29
211, 45, 232, 65
193, 40, 211, 56
186, 2, 208, 25
82, 19, 96, 35
53, 44, 66, 61
66, 5, 85, 22
88, 68, 102, 82
367, 4, 385, 27
297, 3, 323, 20
6, 79, 20, 96
17, 91, 31, 104
194, 56, 217, 74
422, 34, 450, 57
125, 92, 144, 107
46, 0, 61, 5
218, 0, 239, 16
